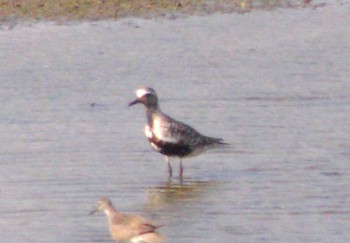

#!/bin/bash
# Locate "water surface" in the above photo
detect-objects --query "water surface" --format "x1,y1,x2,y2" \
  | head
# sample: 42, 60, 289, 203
0, 3, 349, 243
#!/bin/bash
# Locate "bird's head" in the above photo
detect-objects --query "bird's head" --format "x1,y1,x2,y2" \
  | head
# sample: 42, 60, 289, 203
89, 197, 114, 215
129, 87, 158, 108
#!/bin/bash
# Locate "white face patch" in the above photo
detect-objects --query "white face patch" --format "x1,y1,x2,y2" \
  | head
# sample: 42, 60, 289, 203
136, 88, 151, 99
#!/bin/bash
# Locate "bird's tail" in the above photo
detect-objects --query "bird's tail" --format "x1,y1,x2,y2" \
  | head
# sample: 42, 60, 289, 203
204, 136, 229, 146
214, 138, 230, 146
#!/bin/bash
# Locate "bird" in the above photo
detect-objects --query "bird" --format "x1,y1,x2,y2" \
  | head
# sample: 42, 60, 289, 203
129, 87, 228, 177
89, 197, 163, 243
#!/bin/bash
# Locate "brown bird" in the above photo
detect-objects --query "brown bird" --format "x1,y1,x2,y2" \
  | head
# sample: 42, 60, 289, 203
89, 197, 163, 243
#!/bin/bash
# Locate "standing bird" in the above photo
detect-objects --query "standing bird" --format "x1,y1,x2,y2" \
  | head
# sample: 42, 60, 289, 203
129, 87, 228, 177
89, 197, 163, 243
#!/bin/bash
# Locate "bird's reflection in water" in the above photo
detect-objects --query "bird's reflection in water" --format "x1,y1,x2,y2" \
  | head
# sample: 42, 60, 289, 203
145, 177, 219, 210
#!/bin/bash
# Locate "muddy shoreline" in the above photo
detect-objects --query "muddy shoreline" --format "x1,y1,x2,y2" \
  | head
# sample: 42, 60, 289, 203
0, 0, 308, 23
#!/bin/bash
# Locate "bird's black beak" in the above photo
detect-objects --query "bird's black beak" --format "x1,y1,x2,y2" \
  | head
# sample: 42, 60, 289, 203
88, 208, 98, 215
128, 99, 141, 107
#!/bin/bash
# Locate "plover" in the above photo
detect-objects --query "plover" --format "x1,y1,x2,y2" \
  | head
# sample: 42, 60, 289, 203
89, 197, 163, 243
129, 87, 228, 177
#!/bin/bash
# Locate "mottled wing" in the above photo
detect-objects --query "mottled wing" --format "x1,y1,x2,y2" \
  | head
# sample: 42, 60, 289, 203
163, 114, 225, 147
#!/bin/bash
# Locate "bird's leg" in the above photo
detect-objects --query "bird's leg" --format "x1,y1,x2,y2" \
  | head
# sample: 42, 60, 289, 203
166, 156, 172, 177
179, 158, 183, 177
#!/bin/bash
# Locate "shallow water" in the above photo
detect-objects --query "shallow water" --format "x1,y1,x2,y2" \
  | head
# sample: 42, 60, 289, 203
0, 2, 350, 243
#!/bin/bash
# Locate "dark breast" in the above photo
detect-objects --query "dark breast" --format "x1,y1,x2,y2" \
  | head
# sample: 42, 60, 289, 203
148, 137, 192, 157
